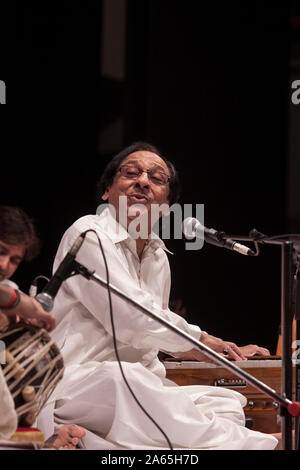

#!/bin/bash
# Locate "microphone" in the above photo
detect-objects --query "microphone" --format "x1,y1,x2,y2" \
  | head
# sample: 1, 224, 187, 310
35, 233, 86, 312
182, 217, 255, 256
249, 228, 268, 241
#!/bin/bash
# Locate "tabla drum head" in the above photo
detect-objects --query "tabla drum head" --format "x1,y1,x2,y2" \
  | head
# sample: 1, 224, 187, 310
0, 322, 64, 426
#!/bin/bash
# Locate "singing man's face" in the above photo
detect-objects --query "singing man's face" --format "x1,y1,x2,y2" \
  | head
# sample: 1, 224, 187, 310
0, 240, 25, 281
102, 151, 171, 230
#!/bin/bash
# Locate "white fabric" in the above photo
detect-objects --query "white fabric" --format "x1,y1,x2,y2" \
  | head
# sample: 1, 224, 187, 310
0, 369, 17, 439
0, 281, 18, 439
37, 208, 277, 450
0, 279, 19, 290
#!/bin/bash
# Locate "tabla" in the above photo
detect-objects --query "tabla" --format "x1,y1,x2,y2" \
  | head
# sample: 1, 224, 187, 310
0, 322, 64, 427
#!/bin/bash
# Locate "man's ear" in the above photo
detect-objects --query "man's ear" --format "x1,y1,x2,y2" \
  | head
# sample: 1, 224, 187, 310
102, 189, 109, 201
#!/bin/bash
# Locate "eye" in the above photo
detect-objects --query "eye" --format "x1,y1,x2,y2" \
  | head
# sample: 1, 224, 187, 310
125, 169, 139, 177
11, 257, 22, 266
151, 175, 164, 184
121, 166, 140, 178
150, 172, 168, 185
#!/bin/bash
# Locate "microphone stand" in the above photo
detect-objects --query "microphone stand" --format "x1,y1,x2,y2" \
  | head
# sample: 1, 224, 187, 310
293, 251, 300, 450
224, 230, 300, 450
63, 258, 300, 449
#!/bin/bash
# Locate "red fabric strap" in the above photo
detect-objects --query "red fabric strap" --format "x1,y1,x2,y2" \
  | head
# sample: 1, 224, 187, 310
16, 427, 40, 432
0, 288, 18, 309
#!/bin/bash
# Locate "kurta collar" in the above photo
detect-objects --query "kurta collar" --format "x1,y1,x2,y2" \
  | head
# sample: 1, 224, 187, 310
97, 207, 173, 255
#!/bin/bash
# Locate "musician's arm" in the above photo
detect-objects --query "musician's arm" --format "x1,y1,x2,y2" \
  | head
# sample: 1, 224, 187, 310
172, 332, 247, 362
0, 284, 55, 332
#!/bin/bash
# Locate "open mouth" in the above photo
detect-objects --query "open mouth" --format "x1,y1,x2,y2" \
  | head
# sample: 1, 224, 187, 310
128, 194, 149, 204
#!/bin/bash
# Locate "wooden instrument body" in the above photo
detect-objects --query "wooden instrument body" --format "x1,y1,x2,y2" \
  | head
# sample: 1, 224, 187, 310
164, 357, 295, 434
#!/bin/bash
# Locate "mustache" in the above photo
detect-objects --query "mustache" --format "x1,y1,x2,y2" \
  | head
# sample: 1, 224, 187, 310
127, 192, 150, 201
127, 190, 148, 195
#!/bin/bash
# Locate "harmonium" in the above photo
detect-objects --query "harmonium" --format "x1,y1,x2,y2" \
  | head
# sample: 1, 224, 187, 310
163, 356, 295, 434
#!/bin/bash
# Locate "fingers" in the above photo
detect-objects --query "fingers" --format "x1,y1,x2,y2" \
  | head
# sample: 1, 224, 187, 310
36, 312, 56, 332
30, 298, 56, 332
16, 295, 56, 332
252, 346, 270, 356
223, 342, 247, 361
0, 312, 9, 331
239, 344, 271, 357
22, 314, 56, 332
199, 334, 247, 362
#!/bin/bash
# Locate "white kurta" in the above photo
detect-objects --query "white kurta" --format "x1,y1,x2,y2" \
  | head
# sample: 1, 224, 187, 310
0, 369, 17, 439
0, 281, 18, 439
37, 208, 277, 450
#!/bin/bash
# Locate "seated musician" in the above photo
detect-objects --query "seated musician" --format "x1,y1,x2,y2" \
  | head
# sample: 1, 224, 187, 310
0, 205, 85, 448
37, 142, 280, 449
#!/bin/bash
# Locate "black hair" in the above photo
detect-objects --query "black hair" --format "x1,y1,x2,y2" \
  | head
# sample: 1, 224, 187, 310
0, 206, 41, 261
96, 141, 180, 206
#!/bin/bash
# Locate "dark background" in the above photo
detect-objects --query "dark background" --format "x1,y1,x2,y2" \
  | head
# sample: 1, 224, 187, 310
1, 1, 300, 353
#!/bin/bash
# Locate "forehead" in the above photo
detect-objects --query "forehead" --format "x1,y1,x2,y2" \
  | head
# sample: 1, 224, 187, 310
0, 240, 26, 259
121, 150, 169, 173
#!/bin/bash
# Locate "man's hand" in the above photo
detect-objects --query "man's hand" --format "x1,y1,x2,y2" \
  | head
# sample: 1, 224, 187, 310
196, 332, 247, 362
200, 332, 247, 360
4, 292, 56, 332
175, 333, 272, 364
239, 344, 270, 357
175, 332, 247, 363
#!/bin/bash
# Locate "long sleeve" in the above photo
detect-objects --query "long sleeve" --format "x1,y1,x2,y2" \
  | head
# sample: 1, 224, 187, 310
51, 215, 201, 360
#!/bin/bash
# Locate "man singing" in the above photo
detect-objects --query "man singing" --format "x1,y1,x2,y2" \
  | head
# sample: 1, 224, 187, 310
38, 142, 278, 449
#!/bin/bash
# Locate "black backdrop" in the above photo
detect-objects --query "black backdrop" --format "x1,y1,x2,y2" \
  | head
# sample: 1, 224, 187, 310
0, 2, 293, 353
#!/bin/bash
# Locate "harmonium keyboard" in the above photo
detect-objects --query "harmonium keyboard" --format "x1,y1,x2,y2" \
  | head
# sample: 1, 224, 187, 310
163, 357, 295, 434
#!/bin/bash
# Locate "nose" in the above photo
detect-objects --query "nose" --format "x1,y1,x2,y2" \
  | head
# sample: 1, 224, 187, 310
0, 255, 9, 273
135, 171, 150, 188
